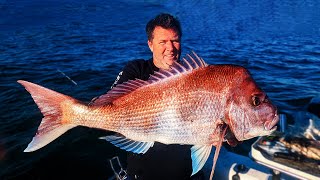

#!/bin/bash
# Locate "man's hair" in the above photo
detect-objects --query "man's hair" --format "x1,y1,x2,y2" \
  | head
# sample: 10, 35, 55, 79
146, 13, 182, 41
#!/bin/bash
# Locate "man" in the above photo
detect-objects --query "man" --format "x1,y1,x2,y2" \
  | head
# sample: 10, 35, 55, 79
111, 13, 202, 180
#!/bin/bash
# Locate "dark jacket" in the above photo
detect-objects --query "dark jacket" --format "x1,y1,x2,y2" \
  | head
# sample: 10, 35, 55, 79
111, 58, 196, 180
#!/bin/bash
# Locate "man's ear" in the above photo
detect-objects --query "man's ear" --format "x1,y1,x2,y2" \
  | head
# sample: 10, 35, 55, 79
148, 40, 153, 52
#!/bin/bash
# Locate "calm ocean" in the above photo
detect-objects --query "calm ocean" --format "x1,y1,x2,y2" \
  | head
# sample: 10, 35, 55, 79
1, 0, 319, 179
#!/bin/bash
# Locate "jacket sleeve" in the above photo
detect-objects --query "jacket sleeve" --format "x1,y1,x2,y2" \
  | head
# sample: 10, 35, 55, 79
110, 60, 141, 89
89, 61, 141, 104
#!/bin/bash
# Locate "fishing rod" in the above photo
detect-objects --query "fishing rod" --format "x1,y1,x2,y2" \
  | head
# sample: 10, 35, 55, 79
57, 69, 78, 86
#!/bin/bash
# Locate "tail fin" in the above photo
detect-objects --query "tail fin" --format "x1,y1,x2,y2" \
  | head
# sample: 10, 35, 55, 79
18, 80, 78, 152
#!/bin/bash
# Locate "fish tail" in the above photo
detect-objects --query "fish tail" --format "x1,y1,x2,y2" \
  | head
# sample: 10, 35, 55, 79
18, 80, 78, 152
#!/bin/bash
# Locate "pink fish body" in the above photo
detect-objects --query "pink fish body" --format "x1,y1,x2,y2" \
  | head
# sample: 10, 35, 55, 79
18, 53, 278, 178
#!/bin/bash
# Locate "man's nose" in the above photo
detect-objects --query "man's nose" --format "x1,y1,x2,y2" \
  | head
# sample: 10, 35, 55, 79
166, 41, 174, 51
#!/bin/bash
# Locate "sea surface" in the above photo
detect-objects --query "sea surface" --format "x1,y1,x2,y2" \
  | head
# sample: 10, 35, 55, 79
0, 0, 319, 179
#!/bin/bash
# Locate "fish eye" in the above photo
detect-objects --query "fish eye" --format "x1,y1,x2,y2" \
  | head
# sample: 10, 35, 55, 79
252, 96, 261, 106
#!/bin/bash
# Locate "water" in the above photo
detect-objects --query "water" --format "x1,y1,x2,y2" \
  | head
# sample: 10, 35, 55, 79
1, 0, 319, 179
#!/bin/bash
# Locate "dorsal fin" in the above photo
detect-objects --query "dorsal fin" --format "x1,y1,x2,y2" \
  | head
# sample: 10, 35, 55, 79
90, 79, 150, 106
148, 51, 208, 83
91, 52, 207, 106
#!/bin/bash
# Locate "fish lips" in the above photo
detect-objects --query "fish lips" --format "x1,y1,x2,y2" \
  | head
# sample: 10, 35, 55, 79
263, 113, 279, 132
229, 111, 279, 141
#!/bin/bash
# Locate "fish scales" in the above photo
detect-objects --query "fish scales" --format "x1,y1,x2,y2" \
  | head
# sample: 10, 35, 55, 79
76, 67, 232, 144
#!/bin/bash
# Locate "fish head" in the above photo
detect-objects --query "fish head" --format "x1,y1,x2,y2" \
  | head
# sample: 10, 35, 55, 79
225, 67, 279, 141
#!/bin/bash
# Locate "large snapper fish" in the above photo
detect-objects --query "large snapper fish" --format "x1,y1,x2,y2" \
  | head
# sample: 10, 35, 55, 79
18, 53, 278, 179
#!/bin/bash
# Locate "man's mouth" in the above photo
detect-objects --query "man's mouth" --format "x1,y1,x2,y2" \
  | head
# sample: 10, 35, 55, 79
165, 54, 176, 59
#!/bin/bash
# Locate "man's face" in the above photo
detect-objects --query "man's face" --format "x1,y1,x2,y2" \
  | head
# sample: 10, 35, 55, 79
148, 26, 181, 69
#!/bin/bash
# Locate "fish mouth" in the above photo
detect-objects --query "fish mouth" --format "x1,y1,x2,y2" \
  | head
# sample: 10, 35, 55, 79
264, 113, 279, 131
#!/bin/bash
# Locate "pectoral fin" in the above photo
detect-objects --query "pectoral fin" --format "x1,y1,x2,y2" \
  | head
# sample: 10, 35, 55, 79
190, 145, 212, 176
100, 134, 154, 154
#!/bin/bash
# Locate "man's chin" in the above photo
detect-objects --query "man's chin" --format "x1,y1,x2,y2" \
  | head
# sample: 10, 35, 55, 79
166, 58, 177, 64
165, 61, 175, 67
